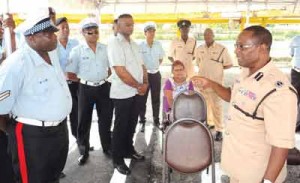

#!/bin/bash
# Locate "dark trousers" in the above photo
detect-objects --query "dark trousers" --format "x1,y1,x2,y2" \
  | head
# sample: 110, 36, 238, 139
139, 72, 161, 124
0, 131, 14, 183
7, 119, 68, 183
77, 82, 113, 155
112, 95, 142, 164
68, 82, 78, 138
291, 69, 300, 130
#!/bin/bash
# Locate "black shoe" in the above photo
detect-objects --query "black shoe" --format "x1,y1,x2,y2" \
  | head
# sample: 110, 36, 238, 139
140, 123, 145, 133
215, 131, 223, 141
78, 154, 89, 166
114, 163, 131, 175
89, 146, 94, 151
126, 151, 145, 161
103, 149, 112, 157
59, 172, 66, 179
154, 121, 160, 128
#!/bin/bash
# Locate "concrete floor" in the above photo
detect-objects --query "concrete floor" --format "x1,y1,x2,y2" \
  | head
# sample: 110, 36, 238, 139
60, 66, 300, 183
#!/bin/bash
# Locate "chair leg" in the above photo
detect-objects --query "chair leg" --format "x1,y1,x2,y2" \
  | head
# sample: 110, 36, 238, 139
212, 153, 216, 183
161, 133, 164, 154
167, 167, 171, 183
162, 162, 166, 183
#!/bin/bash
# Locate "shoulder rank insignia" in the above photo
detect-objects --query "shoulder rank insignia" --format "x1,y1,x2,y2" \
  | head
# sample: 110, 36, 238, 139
275, 81, 284, 88
0, 90, 11, 101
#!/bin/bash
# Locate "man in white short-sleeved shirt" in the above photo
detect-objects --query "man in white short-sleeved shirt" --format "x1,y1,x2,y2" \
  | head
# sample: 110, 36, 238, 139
107, 14, 148, 175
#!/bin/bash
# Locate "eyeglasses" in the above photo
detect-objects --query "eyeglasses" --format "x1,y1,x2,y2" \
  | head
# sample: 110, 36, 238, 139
85, 31, 99, 35
234, 43, 257, 50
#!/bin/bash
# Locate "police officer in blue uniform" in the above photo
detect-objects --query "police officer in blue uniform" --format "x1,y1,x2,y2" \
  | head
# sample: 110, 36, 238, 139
0, 11, 72, 183
56, 17, 79, 138
66, 18, 113, 165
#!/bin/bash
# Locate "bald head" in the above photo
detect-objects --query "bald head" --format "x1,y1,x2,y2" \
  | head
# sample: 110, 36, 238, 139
204, 28, 215, 47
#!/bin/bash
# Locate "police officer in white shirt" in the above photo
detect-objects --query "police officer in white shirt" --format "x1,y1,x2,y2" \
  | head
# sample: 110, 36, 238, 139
66, 18, 113, 166
138, 22, 164, 132
56, 17, 79, 139
0, 12, 72, 183
108, 14, 148, 175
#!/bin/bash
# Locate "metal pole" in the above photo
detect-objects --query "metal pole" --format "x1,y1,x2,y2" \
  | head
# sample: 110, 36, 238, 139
245, 0, 251, 27
3, 0, 12, 56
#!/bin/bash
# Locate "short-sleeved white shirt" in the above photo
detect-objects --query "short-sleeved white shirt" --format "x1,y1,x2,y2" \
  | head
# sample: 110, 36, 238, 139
66, 42, 109, 82
0, 43, 72, 121
139, 40, 164, 72
107, 34, 144, 99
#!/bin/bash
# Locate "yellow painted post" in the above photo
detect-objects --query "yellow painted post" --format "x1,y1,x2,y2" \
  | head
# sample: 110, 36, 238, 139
240, 17, 245, 31
260, 18, 267, 27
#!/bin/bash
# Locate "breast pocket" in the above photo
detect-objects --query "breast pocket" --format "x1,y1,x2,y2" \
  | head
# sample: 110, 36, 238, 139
79, 55, 91, 73
33, 78, 50, 100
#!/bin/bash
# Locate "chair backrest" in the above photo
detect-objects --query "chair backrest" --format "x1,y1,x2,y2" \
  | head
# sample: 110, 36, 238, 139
172, 91, 207, 122
164, 118, 214, 173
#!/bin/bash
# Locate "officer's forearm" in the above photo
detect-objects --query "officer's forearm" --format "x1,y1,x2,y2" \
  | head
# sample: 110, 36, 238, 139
0, 114, 9, 132
262, 146, 289, 182
210, 81, 231, 102
66, 72, 79, 82
113, 66, 141, 89
142, 66, 148, 84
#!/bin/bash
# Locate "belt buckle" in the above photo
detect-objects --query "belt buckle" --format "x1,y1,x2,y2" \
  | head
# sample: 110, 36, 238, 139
94, 82, 100, 86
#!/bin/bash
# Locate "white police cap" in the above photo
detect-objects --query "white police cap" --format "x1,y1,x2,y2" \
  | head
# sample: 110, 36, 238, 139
144, 21, 156, 32
15, 8, 58, 36
80, 18, 99, 30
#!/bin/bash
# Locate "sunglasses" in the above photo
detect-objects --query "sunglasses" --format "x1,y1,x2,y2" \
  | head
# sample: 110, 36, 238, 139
85, 31, 99, 35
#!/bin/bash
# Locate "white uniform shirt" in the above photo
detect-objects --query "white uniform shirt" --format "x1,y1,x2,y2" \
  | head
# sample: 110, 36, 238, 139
108, 34, 144, 99
0, 43, 72, 121
57, 38, 79, 72
66, 42, 109, 82
139, 40, 164, 73
290, 35, 300, 69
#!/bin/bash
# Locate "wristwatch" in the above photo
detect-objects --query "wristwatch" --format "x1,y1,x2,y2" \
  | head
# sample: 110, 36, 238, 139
263, 179, 272, 183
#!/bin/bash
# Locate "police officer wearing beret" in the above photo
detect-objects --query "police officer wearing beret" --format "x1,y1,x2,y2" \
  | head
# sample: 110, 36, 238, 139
193, 26, 297, 183
66, 18, 113, 166
0, 11, 72, 183
168, 19, 196, 78
56, 17, 79, 139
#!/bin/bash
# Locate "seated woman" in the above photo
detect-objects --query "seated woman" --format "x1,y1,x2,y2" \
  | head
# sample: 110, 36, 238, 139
163, 60, 194, 124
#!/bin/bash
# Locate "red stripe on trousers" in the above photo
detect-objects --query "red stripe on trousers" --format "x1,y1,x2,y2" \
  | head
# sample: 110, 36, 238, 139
15, 123, 28, 183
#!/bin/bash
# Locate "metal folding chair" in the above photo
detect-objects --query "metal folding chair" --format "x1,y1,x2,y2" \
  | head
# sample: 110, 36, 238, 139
161, 92, 215, 183
162, 118, 216, 183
